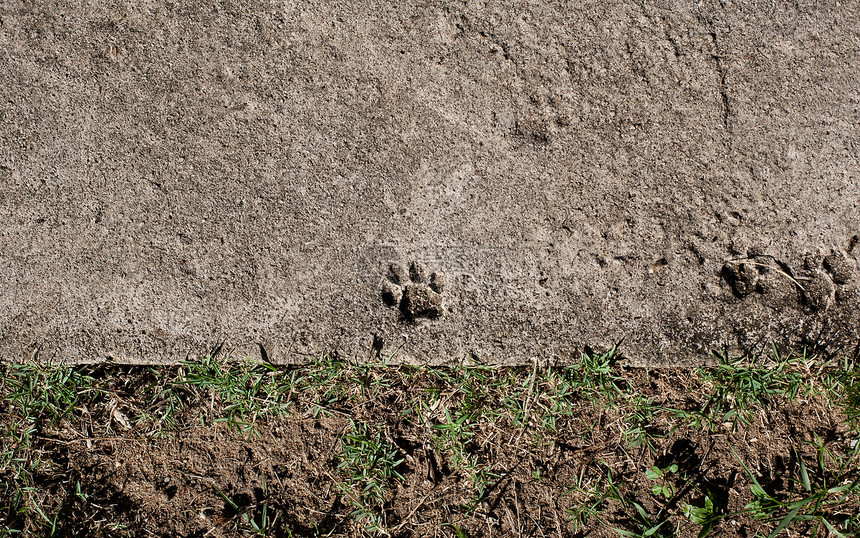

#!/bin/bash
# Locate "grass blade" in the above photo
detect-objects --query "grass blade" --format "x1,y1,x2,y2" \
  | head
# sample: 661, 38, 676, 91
767, 504, 802, 538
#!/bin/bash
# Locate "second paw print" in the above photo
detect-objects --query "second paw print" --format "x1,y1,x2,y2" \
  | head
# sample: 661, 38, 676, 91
381, 262, 445, 321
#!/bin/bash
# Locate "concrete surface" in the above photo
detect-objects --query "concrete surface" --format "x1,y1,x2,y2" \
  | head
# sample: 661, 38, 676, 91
1, 0, 859, 366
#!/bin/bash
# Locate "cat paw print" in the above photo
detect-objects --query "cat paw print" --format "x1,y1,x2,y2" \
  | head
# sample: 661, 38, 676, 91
381, 262, 445, 321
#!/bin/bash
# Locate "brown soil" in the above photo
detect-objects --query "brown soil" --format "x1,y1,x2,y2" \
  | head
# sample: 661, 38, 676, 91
1, 360, 858, 537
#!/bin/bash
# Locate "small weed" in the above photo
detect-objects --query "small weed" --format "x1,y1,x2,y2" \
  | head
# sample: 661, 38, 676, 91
646, 464, 678, 500
2, 364, 102, 446
433, 408, 478, 469
614, 501, 676, 538
573, 347, 625, 404
532, 367, 579, 433
621, 394, 661, 451
433, 406, 503, 511
211, 478, 276, 536
336, 421, 404, 531
731, 443, 860, 537
138, 375, 184, 434
829, 355, 860, 434
464, 465, 501, 512
441, 523, 470, 537
682, 491, 720, 538
0, 364, 106, 532
297, 356, 393, 418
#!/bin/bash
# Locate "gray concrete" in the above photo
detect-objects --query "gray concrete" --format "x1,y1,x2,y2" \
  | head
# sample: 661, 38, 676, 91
1, 0, 859, 366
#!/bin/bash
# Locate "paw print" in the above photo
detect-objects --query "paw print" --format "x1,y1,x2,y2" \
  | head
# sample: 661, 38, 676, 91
381, 262, 445, 320
721, 250, 858, 312
721, 255, 803, 307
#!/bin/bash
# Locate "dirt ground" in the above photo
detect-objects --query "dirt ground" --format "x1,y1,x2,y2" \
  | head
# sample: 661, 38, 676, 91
2, 352, 859, 536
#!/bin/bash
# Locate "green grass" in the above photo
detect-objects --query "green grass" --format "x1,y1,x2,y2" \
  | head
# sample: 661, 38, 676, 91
176, 355, 295, 436
0, 364, 109, 535
1, 346, 859, 536
336, 420, 405, 531
693, 345, 811, 430
564, 463, 616, 532
729, 440, 860, 537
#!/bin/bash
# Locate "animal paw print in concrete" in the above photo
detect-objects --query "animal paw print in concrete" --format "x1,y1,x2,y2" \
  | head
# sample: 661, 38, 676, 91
722, 249, 859, 312
381, 262, 445, 321
807, 249, 860, 310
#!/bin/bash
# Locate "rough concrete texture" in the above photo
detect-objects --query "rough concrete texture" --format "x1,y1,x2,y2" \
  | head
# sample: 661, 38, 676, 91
1, 0, 859, 366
